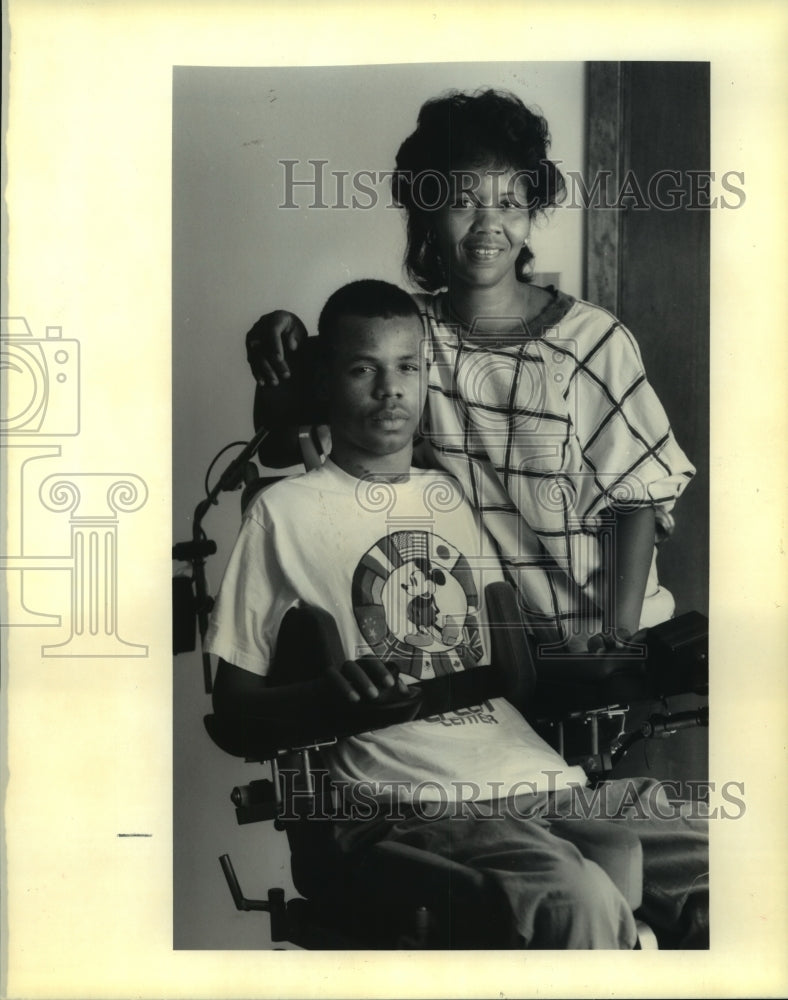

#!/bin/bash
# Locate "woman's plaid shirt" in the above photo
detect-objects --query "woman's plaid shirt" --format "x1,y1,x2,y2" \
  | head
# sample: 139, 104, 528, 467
417, 290, 696, 650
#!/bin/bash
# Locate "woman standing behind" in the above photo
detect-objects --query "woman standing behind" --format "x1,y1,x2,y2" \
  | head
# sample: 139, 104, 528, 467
246, 88, 695, 656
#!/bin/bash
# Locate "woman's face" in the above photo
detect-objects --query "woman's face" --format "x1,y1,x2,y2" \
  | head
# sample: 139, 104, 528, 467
432, 164, 532, 293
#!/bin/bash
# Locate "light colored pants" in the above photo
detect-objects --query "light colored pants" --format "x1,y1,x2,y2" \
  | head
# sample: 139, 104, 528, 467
340, 777, 709, 949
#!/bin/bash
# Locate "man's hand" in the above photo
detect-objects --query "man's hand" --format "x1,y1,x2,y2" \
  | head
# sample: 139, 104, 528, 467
328, 655, 411, 703
245, 310, 308, 386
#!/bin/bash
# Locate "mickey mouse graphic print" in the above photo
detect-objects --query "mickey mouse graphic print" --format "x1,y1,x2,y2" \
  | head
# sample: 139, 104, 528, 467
352, 530, 484, 680
205, 458, 505, 679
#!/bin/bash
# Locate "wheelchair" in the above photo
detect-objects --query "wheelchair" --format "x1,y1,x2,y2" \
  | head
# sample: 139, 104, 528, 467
178, 337, 709, 950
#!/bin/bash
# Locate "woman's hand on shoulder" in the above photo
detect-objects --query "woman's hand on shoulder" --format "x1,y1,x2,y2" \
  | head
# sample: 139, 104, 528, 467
245, 310, 308, 386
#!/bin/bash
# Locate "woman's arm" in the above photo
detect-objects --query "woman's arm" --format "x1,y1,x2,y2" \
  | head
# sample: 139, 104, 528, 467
591, 504, 655, 650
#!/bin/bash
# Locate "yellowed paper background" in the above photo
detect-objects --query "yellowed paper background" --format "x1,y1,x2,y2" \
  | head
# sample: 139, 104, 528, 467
3, 1, 787, 997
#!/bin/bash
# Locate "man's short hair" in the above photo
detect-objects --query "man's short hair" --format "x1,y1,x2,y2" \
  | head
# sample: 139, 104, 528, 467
317, 279, 422, 356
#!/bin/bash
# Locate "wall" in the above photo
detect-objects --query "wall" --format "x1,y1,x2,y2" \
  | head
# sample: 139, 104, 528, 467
583, 62, 710, 786
172, 62, 585, 949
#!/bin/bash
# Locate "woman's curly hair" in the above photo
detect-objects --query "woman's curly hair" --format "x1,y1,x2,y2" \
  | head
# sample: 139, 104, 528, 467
392, 89, 566, 292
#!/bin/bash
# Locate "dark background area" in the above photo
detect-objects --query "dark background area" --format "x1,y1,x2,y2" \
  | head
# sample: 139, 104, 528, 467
586, 61, 710, 620
585, 62, 710, 784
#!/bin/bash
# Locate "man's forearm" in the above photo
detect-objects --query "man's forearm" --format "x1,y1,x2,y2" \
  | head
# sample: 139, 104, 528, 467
211, 655, 403, 720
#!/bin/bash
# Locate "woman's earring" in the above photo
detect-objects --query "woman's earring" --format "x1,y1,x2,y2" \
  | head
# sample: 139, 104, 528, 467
516, 240, 535, 282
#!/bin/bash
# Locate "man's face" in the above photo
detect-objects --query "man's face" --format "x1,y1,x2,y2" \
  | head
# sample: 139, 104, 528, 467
326, 312, 427, 472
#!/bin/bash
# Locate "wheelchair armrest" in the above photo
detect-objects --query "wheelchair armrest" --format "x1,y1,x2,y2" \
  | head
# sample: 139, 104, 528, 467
530, 652, 650, 715
204, 661, 515, 761
532, 611, 709, 716
204, 678, 423, 761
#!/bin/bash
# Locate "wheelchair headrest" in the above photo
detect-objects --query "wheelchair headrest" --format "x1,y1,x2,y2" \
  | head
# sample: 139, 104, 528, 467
254, 338, 329, 468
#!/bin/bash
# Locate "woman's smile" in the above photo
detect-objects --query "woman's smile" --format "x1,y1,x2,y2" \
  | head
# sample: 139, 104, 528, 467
433, 165, 532, 290
463, 242, 507, 264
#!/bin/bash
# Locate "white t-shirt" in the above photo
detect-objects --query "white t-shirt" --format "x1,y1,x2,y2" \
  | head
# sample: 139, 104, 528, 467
205, 459, 586, 801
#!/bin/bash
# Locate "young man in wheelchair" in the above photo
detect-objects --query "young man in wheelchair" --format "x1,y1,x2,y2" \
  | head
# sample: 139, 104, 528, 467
205, 279, 709, 949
